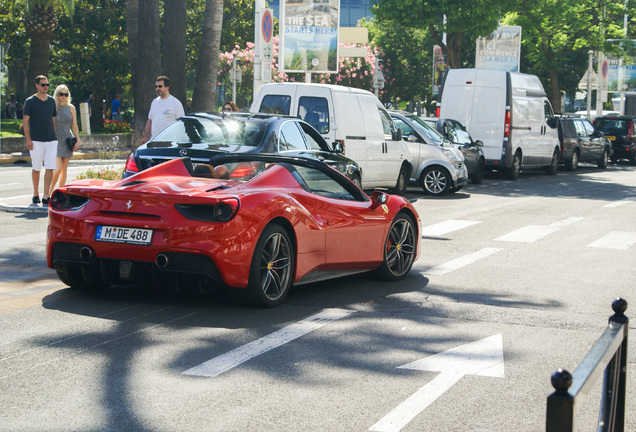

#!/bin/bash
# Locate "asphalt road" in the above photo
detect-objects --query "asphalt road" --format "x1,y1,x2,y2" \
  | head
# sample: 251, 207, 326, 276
0, 160, 634, 432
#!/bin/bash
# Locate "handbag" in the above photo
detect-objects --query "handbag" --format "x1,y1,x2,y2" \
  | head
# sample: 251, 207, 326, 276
66, 136, 77, 151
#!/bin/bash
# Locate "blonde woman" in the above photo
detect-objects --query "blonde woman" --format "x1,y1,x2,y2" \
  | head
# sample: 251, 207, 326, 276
50, 85, 80, 196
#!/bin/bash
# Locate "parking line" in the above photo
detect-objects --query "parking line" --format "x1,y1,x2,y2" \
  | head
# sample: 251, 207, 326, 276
423, 247, 502, 276
182, 308, 356, 378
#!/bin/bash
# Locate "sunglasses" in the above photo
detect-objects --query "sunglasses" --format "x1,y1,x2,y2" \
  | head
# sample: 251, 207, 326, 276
155, 85, 164, 88
59, 92, 69, 97
39, 83, 50, 87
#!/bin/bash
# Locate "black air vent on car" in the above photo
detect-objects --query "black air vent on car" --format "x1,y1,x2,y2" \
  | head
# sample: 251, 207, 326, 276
121, 180, 147, 187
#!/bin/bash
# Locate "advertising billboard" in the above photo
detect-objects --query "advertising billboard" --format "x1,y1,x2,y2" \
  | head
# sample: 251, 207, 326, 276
279, 0, 340, 73
475, 26, 522, 72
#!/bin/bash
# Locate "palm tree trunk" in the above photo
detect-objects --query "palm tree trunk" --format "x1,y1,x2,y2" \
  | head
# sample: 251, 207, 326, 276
191, 0, 224, 112
164, 0, 188, 107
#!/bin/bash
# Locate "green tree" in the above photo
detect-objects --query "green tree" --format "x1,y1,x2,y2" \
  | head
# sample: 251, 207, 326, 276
13, 0, 75, 87
163, 0, 187, 106
372, 0, 516, 69
504, 0, 629, 110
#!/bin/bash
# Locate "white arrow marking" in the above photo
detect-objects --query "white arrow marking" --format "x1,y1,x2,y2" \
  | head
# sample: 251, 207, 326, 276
369, 334, 504, 432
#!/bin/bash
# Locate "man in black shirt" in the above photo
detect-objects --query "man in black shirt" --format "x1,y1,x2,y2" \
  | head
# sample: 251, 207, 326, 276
23, 75, 57, 205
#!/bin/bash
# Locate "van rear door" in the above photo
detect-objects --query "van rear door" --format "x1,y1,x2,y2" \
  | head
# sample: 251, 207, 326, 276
441, 69, 507, 164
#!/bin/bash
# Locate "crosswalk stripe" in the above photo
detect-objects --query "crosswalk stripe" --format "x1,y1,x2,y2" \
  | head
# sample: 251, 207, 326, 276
421, 220, 481, 237
588, 232, 636, 249
423, 247, 503, 276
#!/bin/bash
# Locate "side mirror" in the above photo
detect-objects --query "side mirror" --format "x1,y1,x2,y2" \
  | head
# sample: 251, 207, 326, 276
547, 117, 557, 129
332, 142, 344, 154
407, 134, 418, 143
474, 140, 484, 147
393, 129, 402, 141
371, 190, 388, 205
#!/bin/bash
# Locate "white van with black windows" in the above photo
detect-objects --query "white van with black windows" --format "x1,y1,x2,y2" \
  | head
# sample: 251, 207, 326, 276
439, 68, 560, 179
251, 83, 411, 194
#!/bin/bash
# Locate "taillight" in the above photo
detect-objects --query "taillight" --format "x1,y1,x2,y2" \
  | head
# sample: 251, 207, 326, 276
51, 190, 90, 210
504, 110, 511, 137
628, 121, 634, 138
435, 106, 440, 118
125, 153, 139, 173
215, 198, 240, 222
230, 162, 257, 179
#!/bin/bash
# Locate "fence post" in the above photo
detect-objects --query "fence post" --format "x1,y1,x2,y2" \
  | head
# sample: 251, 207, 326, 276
546, 368, 575, 432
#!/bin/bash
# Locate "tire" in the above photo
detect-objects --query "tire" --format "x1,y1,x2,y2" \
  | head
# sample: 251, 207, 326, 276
350, 173, 362, 190
506, 152, 521, 180
374, 213, 417, 281
610, 155, 618, 163
451, 186, 463, 193
470, 158, 485, 184
393, 165, 409, 196
544, 149, 559, 175
421, 166, 451, 196
236, 224, 295, 307
597, 147, 609, 169
565, 149, 579, 171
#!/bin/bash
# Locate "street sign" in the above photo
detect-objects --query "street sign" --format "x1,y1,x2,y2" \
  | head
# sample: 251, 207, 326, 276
578, 67, 598, 91
262, 9, 272, 43
370, 334, 505, 432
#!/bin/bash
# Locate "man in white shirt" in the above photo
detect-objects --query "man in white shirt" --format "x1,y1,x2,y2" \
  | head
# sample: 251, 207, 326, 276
141, 76, 185, 144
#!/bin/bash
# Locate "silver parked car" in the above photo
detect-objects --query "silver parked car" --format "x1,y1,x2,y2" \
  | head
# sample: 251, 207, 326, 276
389, 110, 468, 196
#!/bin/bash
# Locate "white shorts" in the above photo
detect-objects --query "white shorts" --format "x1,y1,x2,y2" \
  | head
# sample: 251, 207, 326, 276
30, 140, 57, 171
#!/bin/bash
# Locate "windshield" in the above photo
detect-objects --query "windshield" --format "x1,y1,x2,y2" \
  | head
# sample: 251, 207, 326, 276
151, 116, 266, 147
406, 115, 444, 144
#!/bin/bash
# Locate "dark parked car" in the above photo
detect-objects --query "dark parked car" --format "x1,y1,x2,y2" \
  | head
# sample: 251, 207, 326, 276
593, 115, 636, 164
124, 113, 362, 186
420, 117, 486, 184
555, 115, 610, 170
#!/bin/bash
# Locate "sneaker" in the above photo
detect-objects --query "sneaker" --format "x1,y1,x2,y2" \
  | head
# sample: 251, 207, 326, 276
42, 198, 50, 205
32, 196, 40, 204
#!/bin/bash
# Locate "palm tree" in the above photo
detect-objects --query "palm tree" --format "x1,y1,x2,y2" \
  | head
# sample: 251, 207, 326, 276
18, 0, 75, 87
191, 0, 224, 112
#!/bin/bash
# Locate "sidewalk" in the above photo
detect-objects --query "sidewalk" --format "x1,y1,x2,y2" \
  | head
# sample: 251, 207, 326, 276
0, 146, 126, 215
0, 146, 105, 166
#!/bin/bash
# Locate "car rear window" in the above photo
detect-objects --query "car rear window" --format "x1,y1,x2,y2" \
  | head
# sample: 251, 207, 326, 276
594, 118, 629, 132
150, 117, 265, 147
259, 95, 291, 115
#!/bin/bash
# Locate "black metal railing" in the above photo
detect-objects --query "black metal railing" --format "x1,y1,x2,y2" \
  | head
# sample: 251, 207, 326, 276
546, 298, 629, 432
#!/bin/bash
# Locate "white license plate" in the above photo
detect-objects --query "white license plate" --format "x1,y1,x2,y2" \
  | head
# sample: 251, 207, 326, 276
95, 225, 153, 245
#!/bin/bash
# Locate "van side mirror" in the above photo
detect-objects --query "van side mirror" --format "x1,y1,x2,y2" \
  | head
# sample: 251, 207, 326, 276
332, 142, 344, 154
474, 140, 484, 147
547, 117, 557, 129
408, 134, 418, 143
393, 129, 402, 141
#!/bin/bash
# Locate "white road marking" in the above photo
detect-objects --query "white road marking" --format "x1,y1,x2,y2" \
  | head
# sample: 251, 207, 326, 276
423, 247, 502, 276
549, 217, 584, 227
603, 199, 633, 208
182, 308, 356, 377
494, 225, 560, 243
420, 220, 481, 237
369, 334, 505, 432
588, 232, 636, 249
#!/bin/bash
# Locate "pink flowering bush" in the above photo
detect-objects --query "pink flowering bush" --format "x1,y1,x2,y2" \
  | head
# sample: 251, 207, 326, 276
218, 37, 390, 108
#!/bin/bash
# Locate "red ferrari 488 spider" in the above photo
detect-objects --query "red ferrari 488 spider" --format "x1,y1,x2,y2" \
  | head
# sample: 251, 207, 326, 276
47, 154, 421, 307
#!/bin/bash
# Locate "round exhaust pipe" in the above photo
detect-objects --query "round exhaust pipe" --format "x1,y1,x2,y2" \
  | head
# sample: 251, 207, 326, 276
155, 254, 169, 269
79, 247, 93, 261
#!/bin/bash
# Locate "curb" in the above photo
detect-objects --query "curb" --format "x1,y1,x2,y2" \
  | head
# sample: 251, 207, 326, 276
0, 204, 49, 215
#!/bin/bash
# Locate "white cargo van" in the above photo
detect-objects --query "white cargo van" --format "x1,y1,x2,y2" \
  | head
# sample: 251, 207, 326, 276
250, 83, 411, 193
439, 68, 560, 179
